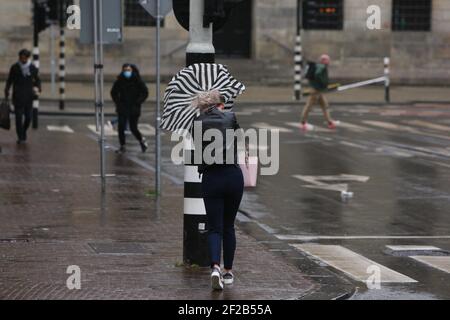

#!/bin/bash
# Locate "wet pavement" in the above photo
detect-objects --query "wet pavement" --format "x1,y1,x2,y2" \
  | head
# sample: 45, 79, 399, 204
231, 101, 450, 300
0, 116, 333, 300
2, 99, 450, 300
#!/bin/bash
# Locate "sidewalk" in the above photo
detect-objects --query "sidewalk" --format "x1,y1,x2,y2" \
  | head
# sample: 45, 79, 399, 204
0, 124, 347, 300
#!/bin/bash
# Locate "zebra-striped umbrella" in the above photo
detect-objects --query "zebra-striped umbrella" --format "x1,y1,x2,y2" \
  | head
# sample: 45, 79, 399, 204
161, 63, 246, 132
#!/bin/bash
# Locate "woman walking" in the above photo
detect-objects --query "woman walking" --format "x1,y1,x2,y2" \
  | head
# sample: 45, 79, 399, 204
111, 64, 149, 153
193, 91, 247, 291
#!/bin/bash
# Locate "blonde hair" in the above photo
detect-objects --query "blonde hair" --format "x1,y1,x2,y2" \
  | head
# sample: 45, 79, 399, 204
192, 90, 223, 112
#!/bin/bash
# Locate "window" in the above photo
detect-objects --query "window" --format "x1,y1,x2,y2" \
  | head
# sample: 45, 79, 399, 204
392, 0, 432, 31
124, 0, 164, 27
302, 0, 343, 30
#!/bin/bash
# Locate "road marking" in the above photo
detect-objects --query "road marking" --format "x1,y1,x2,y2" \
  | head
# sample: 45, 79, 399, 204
291, 244, 417, 283
235, 111, 256, 116
276, 235, 450, 241
403, 120, 450, 133
363, 120, 450, 141
292, 174, 370, 192
46, 125, 74, 133
252, 122, 293, 133
138, 124, 156, 136
336, 122, 373, 133
386, 245, 442, 252
87, 124, 117, 136
411, 256, 450, 273
285, 122, 332, 133
375, 146, 413, 158
339, 141, 369, 150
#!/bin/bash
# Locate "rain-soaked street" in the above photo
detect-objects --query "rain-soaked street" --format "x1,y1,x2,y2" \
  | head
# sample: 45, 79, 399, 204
1, 100, 450, 300
157, 101, 450, 299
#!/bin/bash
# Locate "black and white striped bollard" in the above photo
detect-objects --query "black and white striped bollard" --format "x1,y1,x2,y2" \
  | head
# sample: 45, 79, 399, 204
294, 34, 302, 101
183, 0, 215, 267
59, 1, 66, 110
384, 57, 390, 103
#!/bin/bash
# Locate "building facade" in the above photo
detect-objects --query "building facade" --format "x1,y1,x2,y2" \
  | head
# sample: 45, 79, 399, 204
0, 0, 449, 84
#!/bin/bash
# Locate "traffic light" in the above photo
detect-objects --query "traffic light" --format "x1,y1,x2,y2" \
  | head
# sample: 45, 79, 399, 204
173, 0, 245, 32
203, 0, 225, 28
303, 0, 343, 30
33, 0, 50, 34
47, 0, 58, 22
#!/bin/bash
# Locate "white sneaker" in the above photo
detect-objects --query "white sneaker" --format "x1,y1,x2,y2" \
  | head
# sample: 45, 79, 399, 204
223, 272, 234, 285
211, 266, 224, 291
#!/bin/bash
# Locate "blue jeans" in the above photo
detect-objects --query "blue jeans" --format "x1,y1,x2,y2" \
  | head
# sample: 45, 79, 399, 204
202, 165, 244, 270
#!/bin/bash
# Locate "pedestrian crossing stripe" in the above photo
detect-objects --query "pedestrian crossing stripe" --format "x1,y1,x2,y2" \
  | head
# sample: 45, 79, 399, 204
339, 141, 369, 150
363, 120, 450, 141
87, 124, 116, 136
335, 121, 372, 133
138, 124, 156, 136
386, 245, 442, 252
403, 120, 450, 133
285, 122, 332, 133
292, 174, 370, 193
291, 244, 417, 283
252, 122, 293, 133
411, 256, 450, 274
47, 125, 74, 133
87, 124, 157, 137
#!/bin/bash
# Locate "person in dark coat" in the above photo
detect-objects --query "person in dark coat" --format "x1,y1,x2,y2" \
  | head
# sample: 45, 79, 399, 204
110, 63, 149, 153
4, 49, 41, 144
192, 91, 248, 291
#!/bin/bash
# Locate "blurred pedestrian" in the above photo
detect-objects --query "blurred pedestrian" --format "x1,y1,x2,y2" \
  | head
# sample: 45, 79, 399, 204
111, 63, 149, 153
4, 49, 41, 144
300, 54, 337, 131
193, 91, 247, 291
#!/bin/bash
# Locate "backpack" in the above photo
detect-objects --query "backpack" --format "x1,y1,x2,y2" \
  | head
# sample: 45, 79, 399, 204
305, 62, 317, 81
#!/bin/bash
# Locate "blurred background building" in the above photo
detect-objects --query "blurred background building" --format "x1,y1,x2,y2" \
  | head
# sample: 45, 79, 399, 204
0, 0, 449, 85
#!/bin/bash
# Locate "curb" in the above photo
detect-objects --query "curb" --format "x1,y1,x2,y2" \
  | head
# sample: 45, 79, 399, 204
236, 209, 357, 300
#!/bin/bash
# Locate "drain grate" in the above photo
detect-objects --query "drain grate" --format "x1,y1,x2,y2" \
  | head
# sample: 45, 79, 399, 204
88, 242, 153, 255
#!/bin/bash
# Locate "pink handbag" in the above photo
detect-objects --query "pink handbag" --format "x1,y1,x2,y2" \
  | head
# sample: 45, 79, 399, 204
239, 156, 258, 187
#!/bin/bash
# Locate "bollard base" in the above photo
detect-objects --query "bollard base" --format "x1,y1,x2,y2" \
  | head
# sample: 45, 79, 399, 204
183, 214, 210, 267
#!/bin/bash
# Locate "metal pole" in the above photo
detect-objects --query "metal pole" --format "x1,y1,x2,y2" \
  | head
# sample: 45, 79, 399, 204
183, 0, 214, 267
294, 0, 303, 101
32, 0, 40, 129
93, 0, 105, 192
155, 0, 162, 196
93, 0, 100, 132
384, 57, 390, 103
99, 0, 106, 192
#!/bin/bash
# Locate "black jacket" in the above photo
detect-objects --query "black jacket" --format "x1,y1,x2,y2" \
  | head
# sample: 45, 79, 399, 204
192, 107, 241, 174
110, 74, 149, 116
4, 62, 41, 108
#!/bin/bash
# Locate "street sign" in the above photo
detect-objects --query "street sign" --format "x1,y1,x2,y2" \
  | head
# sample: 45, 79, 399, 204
139, 0, 173, 18
80, 0, 123, 44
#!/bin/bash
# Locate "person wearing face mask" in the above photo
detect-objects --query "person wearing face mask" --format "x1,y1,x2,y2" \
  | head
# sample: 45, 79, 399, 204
111, 63, 149, 153
4, 49, 41, 144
